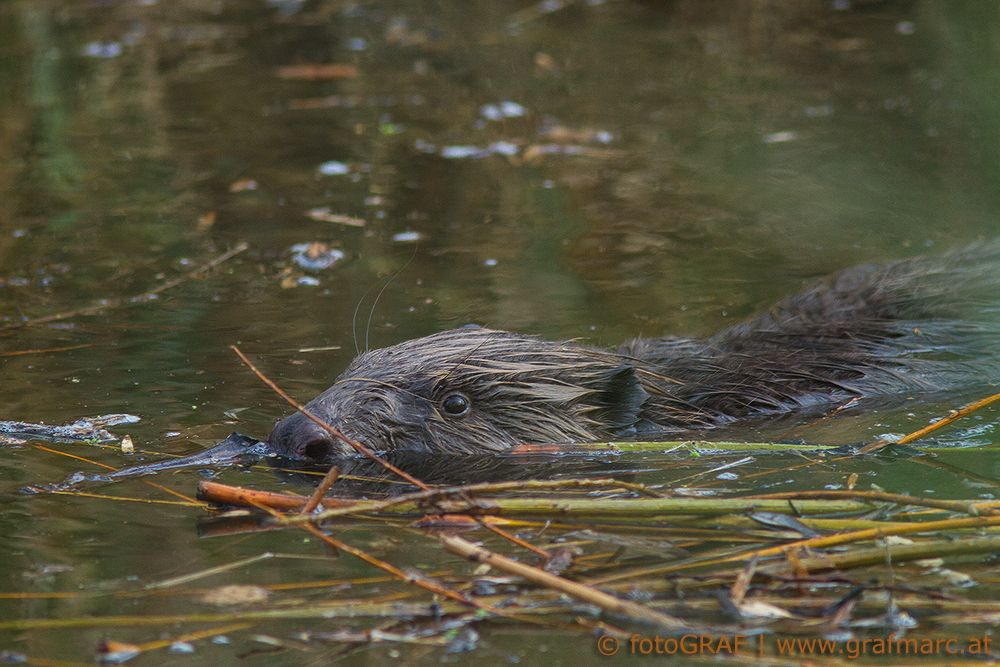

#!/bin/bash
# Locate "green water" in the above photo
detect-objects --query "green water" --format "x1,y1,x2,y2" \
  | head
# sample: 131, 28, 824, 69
2, 0, 1000, 664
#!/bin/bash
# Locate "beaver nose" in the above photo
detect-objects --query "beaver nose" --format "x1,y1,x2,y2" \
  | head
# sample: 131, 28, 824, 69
267, 414, 337, 463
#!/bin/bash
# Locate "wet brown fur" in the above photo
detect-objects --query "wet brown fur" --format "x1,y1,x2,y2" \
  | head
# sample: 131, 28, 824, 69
267, 241, 1000, 460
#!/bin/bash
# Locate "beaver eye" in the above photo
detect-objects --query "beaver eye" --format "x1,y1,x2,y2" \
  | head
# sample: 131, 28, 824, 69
441, 392, 471, 417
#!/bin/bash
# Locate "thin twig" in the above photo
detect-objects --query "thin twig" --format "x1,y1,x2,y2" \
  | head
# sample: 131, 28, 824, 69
3, 243, 249, 330
300, 466, 340, 515
475, 518, 552, 561
301, 523, 483, 608
858, 389, 1000, 453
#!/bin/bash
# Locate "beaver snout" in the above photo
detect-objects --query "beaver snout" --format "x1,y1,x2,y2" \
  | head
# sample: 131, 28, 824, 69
266, 412, 344, 462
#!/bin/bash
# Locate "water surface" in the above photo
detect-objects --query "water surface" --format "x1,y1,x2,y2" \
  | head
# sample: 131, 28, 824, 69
2, 1, 1000, 664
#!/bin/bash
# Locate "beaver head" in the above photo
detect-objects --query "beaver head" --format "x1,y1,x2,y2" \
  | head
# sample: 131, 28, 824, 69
266, 326, 650, 461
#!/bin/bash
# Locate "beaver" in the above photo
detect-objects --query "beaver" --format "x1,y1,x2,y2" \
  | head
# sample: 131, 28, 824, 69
267, 240, 1000, 462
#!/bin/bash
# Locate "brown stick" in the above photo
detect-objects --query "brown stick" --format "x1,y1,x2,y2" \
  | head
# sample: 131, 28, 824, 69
197, 481, 312, 511
300, 466, 341, 515
440, 534, 687, 630
199, 477, 664, 519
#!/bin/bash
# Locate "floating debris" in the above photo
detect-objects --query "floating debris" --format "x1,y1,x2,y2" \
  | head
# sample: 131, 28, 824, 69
522, 144, 595, 162
534, 52, 560, 75
201, 584, 270, 606
440, 145, 490, 159
393, 231, 423, 243
480, 101, 527, 121
806, 105, 834, 117
81, 41, 122, 58
414, 138, 437, 153
169, 641, 196, 655
196, 211, 217, 232
762, 130, 799, 143
317, 160, 350, 176
276, 64, 359, 80
94, 639, 140, 665
304, 207, 365, 226
287, 94, 425, 111
499, 100, 526, 117
228, 179, 258, 192
480, 105, 504, 121
537, 122, 613, 144
438, 142, 523, 159
489, 141, 519, 156
379, 116, 404, 135
290, 242, 345, 270
0, 415, 139, 443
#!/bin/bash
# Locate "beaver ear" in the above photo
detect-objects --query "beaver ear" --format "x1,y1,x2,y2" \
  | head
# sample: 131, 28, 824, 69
593, 365, 648, 429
